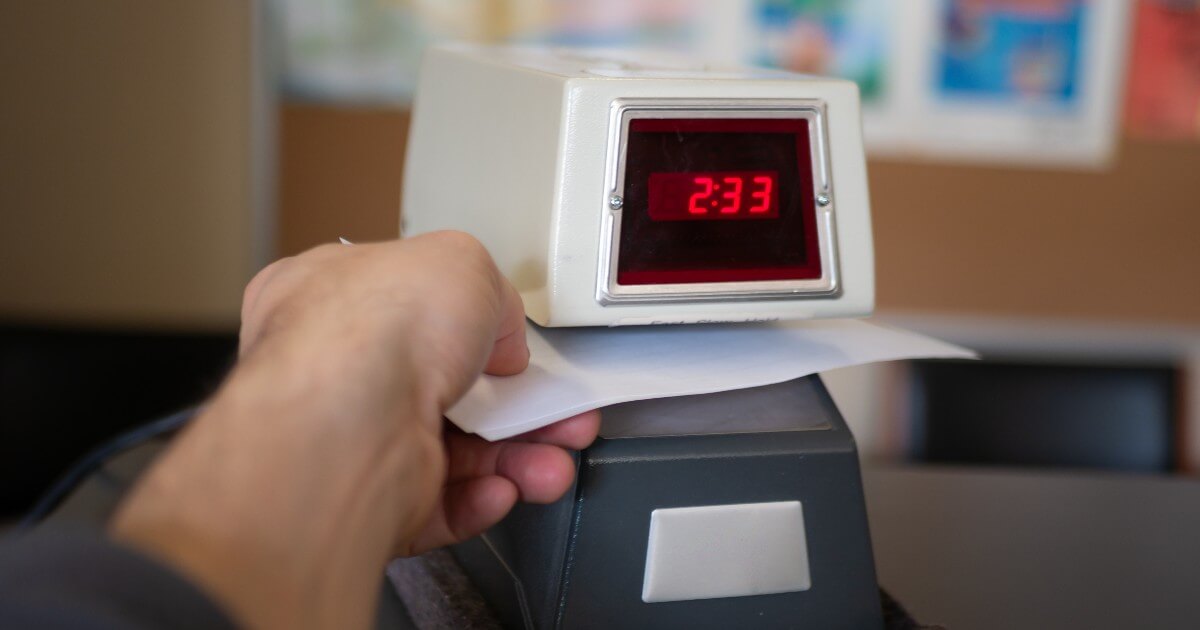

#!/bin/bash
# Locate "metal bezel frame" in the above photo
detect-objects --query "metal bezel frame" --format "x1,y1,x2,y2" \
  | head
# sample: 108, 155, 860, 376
597, 98, 840, 305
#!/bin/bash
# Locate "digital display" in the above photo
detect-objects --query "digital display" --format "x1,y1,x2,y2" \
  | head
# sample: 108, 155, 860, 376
647, 171, 779, 221
616, 117, 820, 286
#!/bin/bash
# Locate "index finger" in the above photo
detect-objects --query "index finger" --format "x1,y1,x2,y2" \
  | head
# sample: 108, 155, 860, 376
483, 278, 529, 376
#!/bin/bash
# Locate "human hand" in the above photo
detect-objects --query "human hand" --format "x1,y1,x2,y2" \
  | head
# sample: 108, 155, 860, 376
112, 233, 599, 629
234, 232, 600, 553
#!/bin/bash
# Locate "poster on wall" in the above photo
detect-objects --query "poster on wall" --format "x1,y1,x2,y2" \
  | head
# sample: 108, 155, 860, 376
707, 0, 1130, 167
747, 0, 911, 152
278, 0, 1132, 167
909, 0, 1132, 167
280, 0, 555, 103
752, 0, 893, 105
280, 0, 429, 103
693, 0, 911, 152
519, 0, 700, 48
1124, 0, 1200, 141
933, 0, 1087, 109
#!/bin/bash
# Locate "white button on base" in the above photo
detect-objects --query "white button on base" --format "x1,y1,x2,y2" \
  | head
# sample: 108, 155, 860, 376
641, 500, 811, 604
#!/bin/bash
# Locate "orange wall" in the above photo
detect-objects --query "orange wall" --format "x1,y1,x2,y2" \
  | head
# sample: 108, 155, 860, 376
869, 142, 1200, 325
278, 106, 409, 256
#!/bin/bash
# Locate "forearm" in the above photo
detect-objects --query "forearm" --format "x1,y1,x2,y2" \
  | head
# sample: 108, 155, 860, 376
111, 333, 441, 630
105, 234, 581, 629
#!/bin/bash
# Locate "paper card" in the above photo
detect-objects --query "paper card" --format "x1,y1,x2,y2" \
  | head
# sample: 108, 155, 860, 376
447, 319, 974, 441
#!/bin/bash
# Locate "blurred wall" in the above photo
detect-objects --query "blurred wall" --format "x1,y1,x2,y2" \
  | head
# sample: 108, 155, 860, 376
870, 143, 1200, 325
280, 105, 1200, 326
278, 106, 407, 255
0, 1, 268, 331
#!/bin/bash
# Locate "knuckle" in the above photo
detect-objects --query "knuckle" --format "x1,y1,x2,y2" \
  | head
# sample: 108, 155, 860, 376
425, 230, 500, 275
305, 242, 345, 259
429, 230, 488, 257
243, 257, 288, 305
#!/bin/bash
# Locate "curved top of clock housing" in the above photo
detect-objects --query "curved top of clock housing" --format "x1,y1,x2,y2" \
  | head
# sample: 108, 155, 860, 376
402, 44, 874, 327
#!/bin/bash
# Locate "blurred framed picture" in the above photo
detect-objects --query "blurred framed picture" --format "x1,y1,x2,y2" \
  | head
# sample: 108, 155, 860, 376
909, 0, 1132, 167
522, 0, 700, 48
279, 0, 557, 103
935, 0, 1087, 108
709, 0, 1130, 167
752, 0, 893, 104
696, 0, 911, 152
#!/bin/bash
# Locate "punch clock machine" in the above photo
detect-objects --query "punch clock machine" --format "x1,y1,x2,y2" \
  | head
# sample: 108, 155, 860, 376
403, 45, 884, 629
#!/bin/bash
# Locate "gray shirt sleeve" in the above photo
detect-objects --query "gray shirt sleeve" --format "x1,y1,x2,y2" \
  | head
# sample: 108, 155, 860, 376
0, 527, 236, 630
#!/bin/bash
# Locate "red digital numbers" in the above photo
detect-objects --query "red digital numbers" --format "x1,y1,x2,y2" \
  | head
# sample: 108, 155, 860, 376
719, 176, 743, 214
749, 175, 772, 214
650, 172, 779, 221
688, 177, 714, 215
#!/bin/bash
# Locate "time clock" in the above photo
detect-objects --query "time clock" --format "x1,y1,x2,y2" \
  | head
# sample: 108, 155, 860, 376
403, 45, 873, 327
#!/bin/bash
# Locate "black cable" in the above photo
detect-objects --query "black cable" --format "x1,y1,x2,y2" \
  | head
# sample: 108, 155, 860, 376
18, 407, 199, 530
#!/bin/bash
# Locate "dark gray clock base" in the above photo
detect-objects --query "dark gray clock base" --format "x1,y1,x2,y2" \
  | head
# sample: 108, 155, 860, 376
450, 376, 884, 629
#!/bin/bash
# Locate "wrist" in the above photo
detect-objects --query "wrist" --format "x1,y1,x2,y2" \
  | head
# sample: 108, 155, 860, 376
111, 342, 443, 629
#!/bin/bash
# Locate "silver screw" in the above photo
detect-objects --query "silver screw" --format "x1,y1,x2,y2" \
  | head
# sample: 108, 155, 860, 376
609, 194, 624, 210
816, 193, 831, 207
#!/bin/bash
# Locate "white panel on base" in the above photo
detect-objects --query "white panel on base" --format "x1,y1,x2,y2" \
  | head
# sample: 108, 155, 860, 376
641, 500, 811, 604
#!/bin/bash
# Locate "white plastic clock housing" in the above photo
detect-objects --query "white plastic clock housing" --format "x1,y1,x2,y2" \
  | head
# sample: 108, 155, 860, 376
402, 44, 874, 327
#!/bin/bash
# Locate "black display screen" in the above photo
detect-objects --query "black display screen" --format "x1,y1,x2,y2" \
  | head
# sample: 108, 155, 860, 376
616, 118, 820, 285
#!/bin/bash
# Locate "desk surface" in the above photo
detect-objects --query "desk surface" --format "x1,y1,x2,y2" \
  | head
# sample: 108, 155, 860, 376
863, 465, 1200, 630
